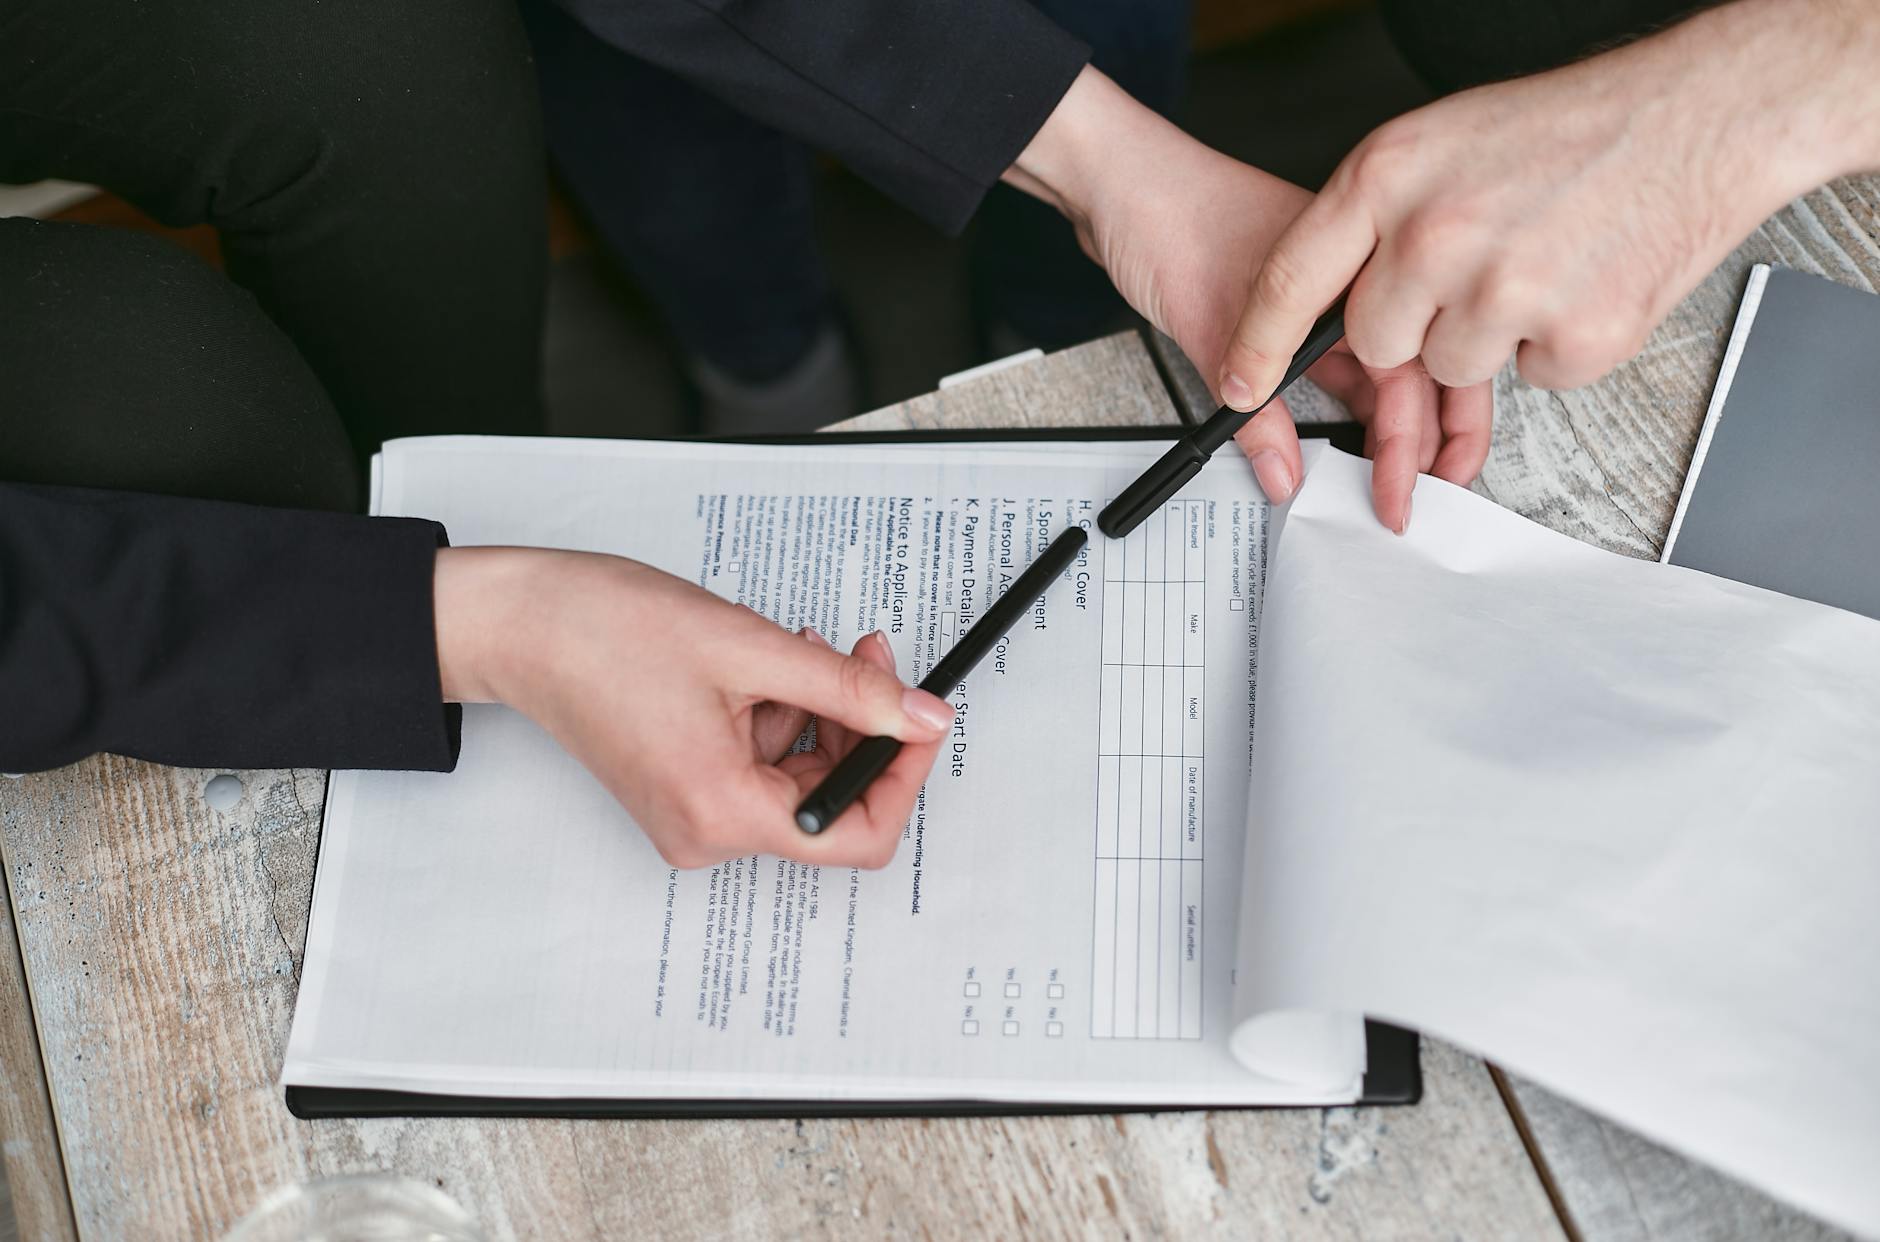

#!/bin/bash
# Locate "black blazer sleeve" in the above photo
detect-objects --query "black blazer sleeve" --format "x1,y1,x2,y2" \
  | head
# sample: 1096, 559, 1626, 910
552, 0, 1092, 235
0, 483, 461, 774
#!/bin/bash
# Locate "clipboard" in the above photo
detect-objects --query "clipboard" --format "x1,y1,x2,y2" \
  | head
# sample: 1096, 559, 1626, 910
288, 1019, 1416, 1119
287, 418, 1415, 1121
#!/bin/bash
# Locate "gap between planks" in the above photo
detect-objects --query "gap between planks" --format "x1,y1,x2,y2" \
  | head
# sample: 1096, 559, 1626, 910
0, 829, 80, 1242
1491, 1063, 1586, 1242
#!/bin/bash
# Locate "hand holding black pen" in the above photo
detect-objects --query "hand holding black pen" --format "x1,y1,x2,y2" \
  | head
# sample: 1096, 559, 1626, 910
795, 526, 1089, 834
1099, 299, 1347, 539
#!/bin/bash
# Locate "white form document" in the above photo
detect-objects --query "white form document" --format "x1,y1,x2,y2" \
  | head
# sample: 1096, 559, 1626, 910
285, 436, 1367, 1106
1242, 444, 1880, 1237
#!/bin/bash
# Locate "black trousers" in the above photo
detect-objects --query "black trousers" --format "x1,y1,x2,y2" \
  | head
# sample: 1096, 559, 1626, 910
523, 0, 1191, 375
0, 0, 548, 510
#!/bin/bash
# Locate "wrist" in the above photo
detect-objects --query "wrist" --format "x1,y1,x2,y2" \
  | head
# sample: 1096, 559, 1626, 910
434, 546, 543, 705
1003, 65, 1168, 237
1754, 0, 1880, 184
1651, 0, 1880, 215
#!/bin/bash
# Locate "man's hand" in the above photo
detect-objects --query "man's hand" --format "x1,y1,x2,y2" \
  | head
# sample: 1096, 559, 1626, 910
1004, 65, 1490, 530
1218, 0, 1880, 529
433, 546, 951, 869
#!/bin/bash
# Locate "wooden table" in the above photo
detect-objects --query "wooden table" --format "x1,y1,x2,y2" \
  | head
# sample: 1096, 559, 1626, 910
3, 174, 1874, 1241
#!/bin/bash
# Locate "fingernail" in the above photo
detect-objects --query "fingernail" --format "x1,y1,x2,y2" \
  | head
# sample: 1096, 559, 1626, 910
1251, 451, 1295, 504
1395, 496, 1412, 536
1221, 373, 1254, 410
871, 630, 894, 659
902, 687, 953, 732
803, 627, 825, 645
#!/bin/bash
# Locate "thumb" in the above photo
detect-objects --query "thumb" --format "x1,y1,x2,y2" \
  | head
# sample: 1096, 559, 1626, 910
1219, 192, 1376, 413
741, 627, 952, 742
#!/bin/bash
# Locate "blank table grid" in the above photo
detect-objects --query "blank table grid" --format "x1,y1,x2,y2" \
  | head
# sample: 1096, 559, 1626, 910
1090, 500, 1205, 1041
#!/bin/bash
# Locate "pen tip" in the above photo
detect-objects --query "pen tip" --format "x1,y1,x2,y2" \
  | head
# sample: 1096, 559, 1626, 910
795, 809, 825, 834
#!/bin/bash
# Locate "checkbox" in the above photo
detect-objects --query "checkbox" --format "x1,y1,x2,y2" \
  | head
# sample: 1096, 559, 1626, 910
1047, 983, 1065, 1000
963, 981, 981, 998
1003, 982, 1021, 998
1046, 1021, 1064, 1038
726, 559, 742, 574
1229, 597, 1245, 611
961, 1020, 979, 1036
1002, 1021, 1020, 1036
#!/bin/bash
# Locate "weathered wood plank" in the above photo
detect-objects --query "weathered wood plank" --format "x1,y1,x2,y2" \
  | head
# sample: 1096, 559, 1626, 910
295, 1037, 1560, 1242
1510, 1074, 1848, 1242
1, 761, 325, 1239
0, 331, 1565, 1241
0, 796, 78, 1242
839, 331, 1178, 433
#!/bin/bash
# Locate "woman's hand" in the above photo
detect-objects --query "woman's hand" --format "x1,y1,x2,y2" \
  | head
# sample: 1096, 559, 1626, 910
1004, 65, 1489, 530
432, 546, 951, 869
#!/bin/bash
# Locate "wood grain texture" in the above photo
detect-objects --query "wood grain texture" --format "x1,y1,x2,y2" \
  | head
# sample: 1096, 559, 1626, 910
838, 332, 1179, 434
1508, 1074, 1849, 1242
0, 797, 78, 1242
1, 761, 324, 1239
0, 330, 1565, 1241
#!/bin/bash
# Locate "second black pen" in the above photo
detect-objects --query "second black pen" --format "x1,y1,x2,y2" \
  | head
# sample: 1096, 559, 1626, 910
793, 525, 1089, 834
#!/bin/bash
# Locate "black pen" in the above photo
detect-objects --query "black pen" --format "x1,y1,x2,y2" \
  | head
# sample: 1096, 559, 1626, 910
1098, 297, 1346, 539
794, 525, 1089, 834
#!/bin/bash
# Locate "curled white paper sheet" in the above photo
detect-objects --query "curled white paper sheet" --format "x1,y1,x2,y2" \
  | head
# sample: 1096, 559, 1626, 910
1235, 444, 1880, 1236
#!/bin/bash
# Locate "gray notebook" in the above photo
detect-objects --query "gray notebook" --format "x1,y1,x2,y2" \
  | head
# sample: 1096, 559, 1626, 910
1663, 265, 1880, 620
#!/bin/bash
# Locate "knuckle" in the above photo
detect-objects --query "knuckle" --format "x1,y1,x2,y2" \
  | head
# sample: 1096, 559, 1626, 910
1516, 341, 1583, 391
1251, 246, 1312, 314
1394, 207, 1471, 274
1423, 329, 1506, 389
836, 653, 881, 713
1513, 349, 1558, 389
1549, 316, 1632, 376
1344, 316, 1417, 373
1342, 329, 1384, 371
1421, 348, 1474, 389
1474, 264, 1542, 322
1345, 122, 1420, 196
1340, 311, 1396, 370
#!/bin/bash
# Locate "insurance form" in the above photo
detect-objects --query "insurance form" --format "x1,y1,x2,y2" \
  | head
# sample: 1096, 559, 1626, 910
284, 435, 1367, 1106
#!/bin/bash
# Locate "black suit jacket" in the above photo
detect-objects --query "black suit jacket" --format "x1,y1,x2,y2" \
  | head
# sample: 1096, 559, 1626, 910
0, 0, 1090, 775
5, 0, 1689, 775
553, 0, 1090, 235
